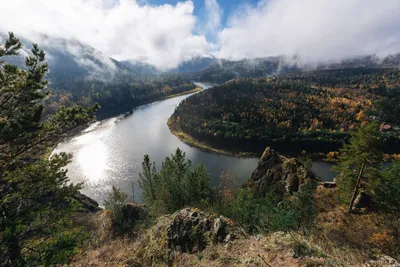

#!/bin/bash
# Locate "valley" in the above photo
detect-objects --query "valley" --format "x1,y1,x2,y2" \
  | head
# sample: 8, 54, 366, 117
2, 22, 400, 266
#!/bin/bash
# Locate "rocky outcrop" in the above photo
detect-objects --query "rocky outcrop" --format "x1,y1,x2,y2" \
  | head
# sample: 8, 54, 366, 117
362, 255, 400, 267
134, 208, 244, 263
121, 203, 147, 222
73, 192, 101, 212
165, 208, 242, 252
245, 147, 319, 197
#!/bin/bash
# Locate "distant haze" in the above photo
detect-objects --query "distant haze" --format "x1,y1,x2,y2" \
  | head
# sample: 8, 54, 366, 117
1, 0, 400, 69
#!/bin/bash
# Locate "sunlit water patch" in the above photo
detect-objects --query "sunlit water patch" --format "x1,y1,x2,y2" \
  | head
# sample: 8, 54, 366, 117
54, 83, 334, 204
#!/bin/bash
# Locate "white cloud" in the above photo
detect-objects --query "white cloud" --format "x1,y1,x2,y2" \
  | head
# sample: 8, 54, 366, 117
202, 0, 222, 37
2, 0, 400, 69
0, 0, 210, 70
217, 0, 400, 65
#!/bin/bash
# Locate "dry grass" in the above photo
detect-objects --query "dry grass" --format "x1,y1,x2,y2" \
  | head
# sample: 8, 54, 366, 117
70, 189, 400, 266
309, 186, 400, 265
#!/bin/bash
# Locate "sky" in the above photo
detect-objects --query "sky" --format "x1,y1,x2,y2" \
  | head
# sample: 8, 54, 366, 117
1, 0, 400, 69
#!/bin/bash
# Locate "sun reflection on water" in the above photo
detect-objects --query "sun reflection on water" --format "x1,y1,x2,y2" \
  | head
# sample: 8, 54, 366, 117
75, 136, 109, 184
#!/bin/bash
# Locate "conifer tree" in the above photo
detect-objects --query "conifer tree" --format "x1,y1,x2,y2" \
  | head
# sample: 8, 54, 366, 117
139, 148, 214, 214
138, 154, 157, 204
0, 32, 98, 266
333, 123, 383, 212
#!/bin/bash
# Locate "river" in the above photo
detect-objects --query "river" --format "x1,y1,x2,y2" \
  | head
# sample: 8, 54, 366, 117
54, 82, 335, 204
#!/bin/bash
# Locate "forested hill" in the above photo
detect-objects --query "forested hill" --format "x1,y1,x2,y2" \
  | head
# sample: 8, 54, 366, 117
183, 57, 298, 84
182, 55, 400, 84
0, 33, 134, 87
0, 33, 198, 117
170, 67, 400, 154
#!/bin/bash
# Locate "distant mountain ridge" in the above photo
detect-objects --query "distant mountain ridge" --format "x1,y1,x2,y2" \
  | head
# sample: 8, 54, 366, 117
120, 55, 217, 75
183, 55, 400, 84
2, 32, 400, 87
0, 32, 134, 88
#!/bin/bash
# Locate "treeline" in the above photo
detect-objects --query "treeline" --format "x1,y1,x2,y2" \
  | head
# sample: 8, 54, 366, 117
184, 55, 400, 84
171, 68, 400, 154
185, 57, 298, 84
45, 75, 196, 117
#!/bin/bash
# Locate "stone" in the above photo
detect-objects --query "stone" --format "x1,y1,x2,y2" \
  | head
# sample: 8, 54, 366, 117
122, 203, 147, 221
73, 192, 101, 212
245, 147, 319, 197
141, 208, 244, 254
354, 192, 372, 209
322, 182, 337, 188
214, 217, 227, 243
362, 255, 400, 266
224, 234, 234, 243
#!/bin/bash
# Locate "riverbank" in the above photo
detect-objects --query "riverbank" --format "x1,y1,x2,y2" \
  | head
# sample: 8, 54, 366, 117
164, 85, 203, 99
168, 113, 344, 163
168, 115, 259, 158
96, 84, 203, 120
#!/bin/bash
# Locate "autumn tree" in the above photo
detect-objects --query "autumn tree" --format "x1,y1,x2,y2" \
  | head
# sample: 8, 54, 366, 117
333, 123, 383, 212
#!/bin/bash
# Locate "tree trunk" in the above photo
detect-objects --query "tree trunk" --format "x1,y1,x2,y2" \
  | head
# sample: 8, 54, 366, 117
8, 234, 24, 267
348, 159, 366, 213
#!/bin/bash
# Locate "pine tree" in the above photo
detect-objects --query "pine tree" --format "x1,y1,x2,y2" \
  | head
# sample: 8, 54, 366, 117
139, 148, 214, 214
185, 163, 214, 206
138, 154, 157, 205
157, 148, 191, 212
333, 123, 383, 212
0, 33, 98, 266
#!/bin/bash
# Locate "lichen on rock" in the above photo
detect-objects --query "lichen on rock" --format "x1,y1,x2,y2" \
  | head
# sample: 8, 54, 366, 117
245, 147, 319, 197
133, 208, 244, 265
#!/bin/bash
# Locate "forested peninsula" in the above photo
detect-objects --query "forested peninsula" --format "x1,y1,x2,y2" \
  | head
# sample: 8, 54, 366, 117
170, 68, 400, 156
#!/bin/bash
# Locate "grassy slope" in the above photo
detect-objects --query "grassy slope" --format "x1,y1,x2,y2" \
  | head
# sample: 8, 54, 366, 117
72, 186, 399, 266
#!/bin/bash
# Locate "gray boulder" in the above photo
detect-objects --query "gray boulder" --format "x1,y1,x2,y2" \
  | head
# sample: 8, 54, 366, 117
245, 147, 319, 197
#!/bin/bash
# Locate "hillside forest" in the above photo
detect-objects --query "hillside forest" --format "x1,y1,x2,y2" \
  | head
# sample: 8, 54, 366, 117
2, 32, 400, 266
171, 68, 400, 154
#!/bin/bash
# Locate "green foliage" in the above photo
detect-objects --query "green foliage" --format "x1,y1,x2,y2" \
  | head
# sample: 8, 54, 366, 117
104, 186, 135, 235
157, 148, 191, 212
222, 189, 268, 234
333, 123, 383, 203
272, 183, 317, 232
139, 148, 214, 214
45, 75, 196, 117
185, 164, 214, 207
0, 33, 97, 266
138, 155, 157, 205
221, 183, 317, 234
172, 69, 400, 154
375, 160, 400, 213
104, 186, 127, 220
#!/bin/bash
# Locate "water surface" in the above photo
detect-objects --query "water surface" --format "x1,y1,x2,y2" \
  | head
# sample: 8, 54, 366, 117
55, 83, 334, 204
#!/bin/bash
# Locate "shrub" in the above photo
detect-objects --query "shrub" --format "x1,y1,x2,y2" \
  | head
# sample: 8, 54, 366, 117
220, 183, 317, 234
103, 186, 134, 235
139, 148, 215, 215
375, 160, 400, 213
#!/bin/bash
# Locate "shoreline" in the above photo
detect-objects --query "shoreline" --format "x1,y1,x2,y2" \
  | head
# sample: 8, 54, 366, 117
57, 85, 205, 144
168, 115, 344, 162
167, 115, 259, 158
96, 85, 204, 121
